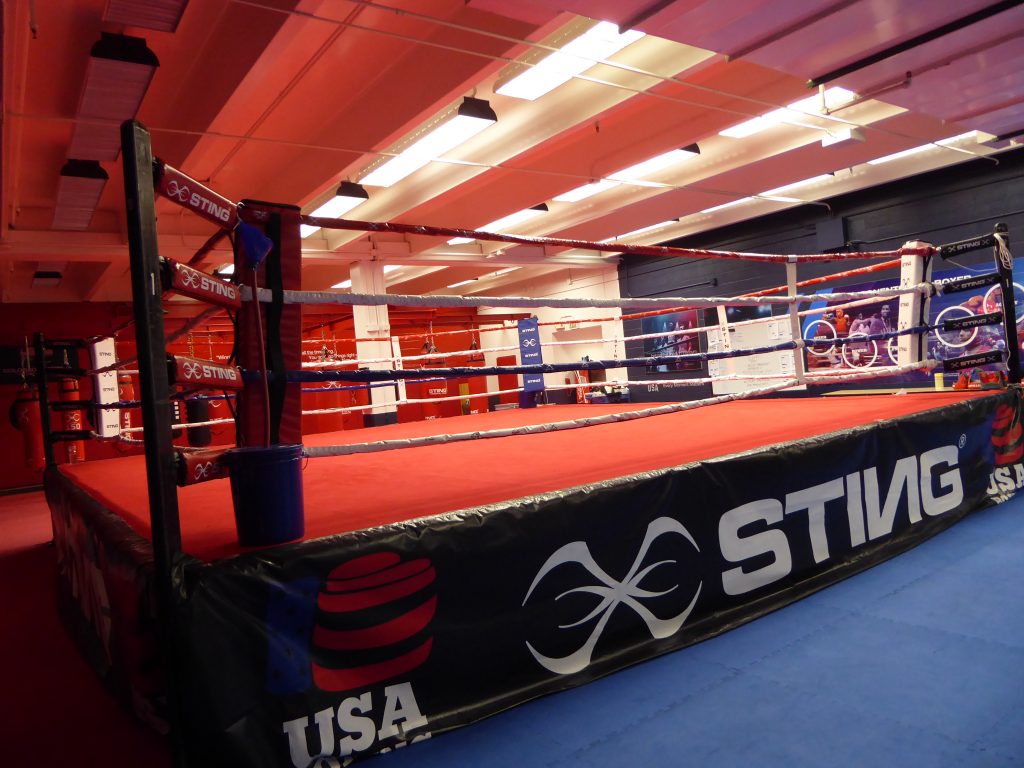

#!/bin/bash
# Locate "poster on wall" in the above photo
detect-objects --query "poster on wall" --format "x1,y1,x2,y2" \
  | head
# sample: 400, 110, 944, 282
707, 306, 803, 395
641, 310, 703, 374
799, 261, 1024, 389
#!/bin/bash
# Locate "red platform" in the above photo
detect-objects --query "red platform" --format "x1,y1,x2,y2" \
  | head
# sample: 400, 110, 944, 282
59, 391, 991, 562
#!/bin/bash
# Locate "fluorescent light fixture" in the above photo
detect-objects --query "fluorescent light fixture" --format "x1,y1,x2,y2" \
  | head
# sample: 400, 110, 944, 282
719, 87, 857, 139
32, 271, 63, 289
216, 263, 235, 276
52, 159, 109, 230
553, 179, 619, 203
69, 33, 159, 162
104, 0, 189, 32
447, 204, 548, 245
937, 131, 979, 146
301, 181, 369, 238
491, 267, 520, 277
603, 220, 679, 242
701, 197, 754, 214
447, 279, 477, 288
867, 144, 934, 165
608, 145, 699, 182
360, 97, 497, 188
496, 21, 645, 101
761, 174, 834, 197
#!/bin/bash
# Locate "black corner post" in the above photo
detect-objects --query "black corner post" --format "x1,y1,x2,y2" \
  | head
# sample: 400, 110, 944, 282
33, 333, 56, 468
993, 223, 1021, 384
120, 119, 189, 768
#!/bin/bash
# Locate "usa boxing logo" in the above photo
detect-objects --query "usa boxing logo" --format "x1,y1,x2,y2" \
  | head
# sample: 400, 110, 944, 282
987, 398, 1024, 500
267, 552, 436, 695
523, 517, 701, 675
992, 402, 1022, 466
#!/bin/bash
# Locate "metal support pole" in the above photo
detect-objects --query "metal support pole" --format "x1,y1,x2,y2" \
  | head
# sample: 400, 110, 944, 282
993, 223, 1021, 384
33, 333, 56, 468
121, 119, 189, 768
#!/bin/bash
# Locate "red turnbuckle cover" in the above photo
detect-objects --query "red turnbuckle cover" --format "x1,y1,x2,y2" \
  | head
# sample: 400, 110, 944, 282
155, 161, 239, 229
170, 355, 245, 390
166, 260, 241, 309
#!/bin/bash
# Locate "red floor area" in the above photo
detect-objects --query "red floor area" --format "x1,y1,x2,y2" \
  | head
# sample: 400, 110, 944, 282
0, 491, 170, 768
60, 392, 993, 562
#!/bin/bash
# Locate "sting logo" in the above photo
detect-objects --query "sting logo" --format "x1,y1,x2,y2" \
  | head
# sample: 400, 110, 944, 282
523, 517, 701, 675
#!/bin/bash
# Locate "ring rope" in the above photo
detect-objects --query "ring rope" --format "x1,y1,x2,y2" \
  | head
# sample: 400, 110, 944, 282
301, 361, 937, 459
301, 215, 934, 264
246, 284, 929, 310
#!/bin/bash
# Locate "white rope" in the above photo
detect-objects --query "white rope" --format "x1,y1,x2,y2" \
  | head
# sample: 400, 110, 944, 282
302, 380, 799, 458
246, 284, 929, 310
118, 417, 234, 434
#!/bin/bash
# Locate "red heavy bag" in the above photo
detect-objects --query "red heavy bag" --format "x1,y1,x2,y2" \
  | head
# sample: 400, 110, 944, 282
60, 378, 85, 463
9, 384, 44, 470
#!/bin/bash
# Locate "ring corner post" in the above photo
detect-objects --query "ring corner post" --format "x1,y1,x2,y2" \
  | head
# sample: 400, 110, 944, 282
32, 332, 56, 469
993, 223, 1021, 384
120, 118, 190, 768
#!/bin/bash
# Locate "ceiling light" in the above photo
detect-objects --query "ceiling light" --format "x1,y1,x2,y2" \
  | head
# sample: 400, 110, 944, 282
52, 159, 108, 230
360, 97, 497, 188
332, 279, 352, 289
68, 33, 159, 162
301, 181, 370, 238
447, 279, 477, 288
719, 87, 857, 139
867, 144, 934, 165
608, 145, 700, 182
553, 180, 619, 203
491, 267, 520, 277
216, 263, 235, 276
496, 21, 645, 101
447, 204, 548, 245
32, 270, 63, 288
701, 197, 755, 214
103, 0, 189, 32
761, 174, 834, 197
605, 220, 680, 241
937, 131, 979, 146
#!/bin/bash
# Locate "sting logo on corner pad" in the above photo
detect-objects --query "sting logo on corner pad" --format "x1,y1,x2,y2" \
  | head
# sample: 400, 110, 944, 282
522, 516, 702, 675
268, 553, 436, 766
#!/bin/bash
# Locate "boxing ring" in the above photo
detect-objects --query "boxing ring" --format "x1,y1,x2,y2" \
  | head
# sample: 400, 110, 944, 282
38, 121, 1024, 768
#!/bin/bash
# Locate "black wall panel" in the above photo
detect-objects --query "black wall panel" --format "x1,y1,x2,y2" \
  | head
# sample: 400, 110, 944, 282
619, 147, 1024, 401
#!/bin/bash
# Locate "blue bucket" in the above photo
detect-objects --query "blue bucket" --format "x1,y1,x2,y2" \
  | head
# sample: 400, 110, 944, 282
224, 444, 305, 547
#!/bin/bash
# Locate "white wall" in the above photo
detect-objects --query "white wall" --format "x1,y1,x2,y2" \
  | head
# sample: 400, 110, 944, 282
477, 265, 626, 395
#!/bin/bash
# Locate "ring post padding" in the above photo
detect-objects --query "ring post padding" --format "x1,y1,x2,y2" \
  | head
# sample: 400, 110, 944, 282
235, 201, 303, 447
786, 263, 806, 385
897, 242, 931, 368
89, 337, 121, 437
121, 119, 189, 768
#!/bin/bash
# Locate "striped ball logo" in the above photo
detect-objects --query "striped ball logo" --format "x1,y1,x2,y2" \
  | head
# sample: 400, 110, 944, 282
992, 403, 1023, 466
311, 552, 436, 692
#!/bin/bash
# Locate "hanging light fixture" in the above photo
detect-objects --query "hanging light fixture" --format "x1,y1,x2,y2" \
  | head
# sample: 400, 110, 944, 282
447, 203, 548, 245
360, 97, 497, 188
301, 181, 370, 238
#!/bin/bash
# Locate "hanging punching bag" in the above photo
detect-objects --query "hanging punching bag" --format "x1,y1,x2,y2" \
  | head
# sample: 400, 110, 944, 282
9, 384, 44, 471
186, 397, 212, 447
